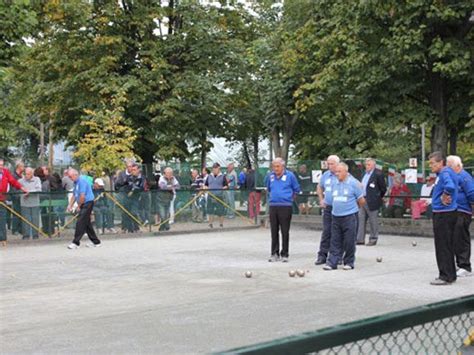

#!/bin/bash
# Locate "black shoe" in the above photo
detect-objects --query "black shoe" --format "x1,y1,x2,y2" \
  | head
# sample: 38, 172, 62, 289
367, 241, 377, 246
22, 236, 30, 240
32, 236, 39, 240
314, 258, 326, 265
219, 224, 223, 228
430, 278, 454, 286
209, 224, 213, 229
356, 241, 365, 245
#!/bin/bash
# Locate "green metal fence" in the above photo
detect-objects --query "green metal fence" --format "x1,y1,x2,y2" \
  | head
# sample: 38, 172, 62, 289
219, 295, 474, 355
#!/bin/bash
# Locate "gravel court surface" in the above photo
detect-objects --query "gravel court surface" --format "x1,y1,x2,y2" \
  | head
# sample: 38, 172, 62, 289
1, 227, 472, 354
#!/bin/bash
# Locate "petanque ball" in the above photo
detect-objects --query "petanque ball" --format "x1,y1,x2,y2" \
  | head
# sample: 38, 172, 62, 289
376, 257, 383, 263
412, 241, 417, 247
296, 269, 305, 277
244, 271, 253, 278
288, 270, 296, 277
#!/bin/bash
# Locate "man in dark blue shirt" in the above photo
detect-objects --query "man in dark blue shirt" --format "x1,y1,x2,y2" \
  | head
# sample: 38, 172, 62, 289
428, 152, 458, 285
67, 168, 101, 249
266, 158, 300, 262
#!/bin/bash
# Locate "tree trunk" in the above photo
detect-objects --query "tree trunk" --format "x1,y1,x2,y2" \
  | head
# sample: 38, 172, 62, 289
252, 134, 259, 171
448, 127, 457, 155
271, 128, 281, 159
429, 72, 448, 156
200, 131, 207, 169
242, 141, 252, 169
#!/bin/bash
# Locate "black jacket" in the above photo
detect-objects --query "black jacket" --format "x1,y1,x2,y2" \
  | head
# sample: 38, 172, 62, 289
363, 169, 387, 211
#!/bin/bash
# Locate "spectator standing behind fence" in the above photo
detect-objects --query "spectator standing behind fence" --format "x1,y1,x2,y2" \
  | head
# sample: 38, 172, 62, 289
93, 178, 107, 234
66, 169, 101, 249
296, 164, 312, 215
157, 167, 180, 231
18, 168, 42, 240
127, 164, 145, 233
266, 158, 300, 263
411, 176, 435, 219
190, 169, 205, 223
384, 174, 411, 218
115, 160, 134, 233
245, 167, 261, 221
226, 163, 238, 219
205, 163, 228, 228
238, 167, 247, 207
34, 167, 52, 235
0, 159, 28, 247
446, 155, 474, 278
323, 162, 365, 271
11, 161, 25, 235
315, 155, 340, 265
428, 151, 459, 286
356, 158, 387, 246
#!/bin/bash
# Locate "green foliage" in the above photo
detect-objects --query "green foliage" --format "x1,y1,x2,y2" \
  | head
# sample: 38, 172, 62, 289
74, 92, 136, 174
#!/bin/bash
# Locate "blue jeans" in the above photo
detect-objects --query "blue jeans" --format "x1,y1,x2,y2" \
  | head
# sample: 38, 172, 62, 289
21, 206, 40, 238
328, 213, 358, 268
317, 206, 332, 261
0, 205, 7, 241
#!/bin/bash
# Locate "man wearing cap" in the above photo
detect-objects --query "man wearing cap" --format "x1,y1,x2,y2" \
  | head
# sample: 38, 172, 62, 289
205, 163, 228, 228
323, 162, 365, 270
315, 155, 340, 265
66, 168, 101, 249
266, 158, 301, 263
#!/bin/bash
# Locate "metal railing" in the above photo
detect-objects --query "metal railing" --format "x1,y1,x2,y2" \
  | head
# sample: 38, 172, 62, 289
219, 295, 474, 354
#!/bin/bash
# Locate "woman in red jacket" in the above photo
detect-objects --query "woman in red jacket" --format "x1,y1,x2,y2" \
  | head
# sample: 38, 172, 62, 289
0, 159, 28, 246
384, 174, 411, 218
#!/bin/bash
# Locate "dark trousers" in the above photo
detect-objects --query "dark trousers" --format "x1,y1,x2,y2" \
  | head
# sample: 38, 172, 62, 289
11, 197, 22, 234
0, 205, 7, 242
269, 206, 293, 257
454, 212, 471, 272
432, 212, 457, 282
328, 213, 358, 268
73, 202, 100, 246
317, 206, 332, 261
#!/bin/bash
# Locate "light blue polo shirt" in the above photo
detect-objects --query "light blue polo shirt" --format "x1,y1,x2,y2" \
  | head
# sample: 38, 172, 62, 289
74, 175, 95, 203
320, 170, 338, 206
331, 175, 363, 217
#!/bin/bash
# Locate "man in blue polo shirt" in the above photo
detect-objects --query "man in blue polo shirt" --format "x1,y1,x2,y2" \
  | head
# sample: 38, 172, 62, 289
315, 155, 340, 265
66, 168, 101, 249
266, 158, 300, 262
428, 151, 459, 285
323, 162, 365, 270
447, 155, 474, 278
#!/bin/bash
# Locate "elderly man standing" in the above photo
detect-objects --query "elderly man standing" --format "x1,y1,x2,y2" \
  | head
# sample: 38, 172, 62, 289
157, 167, 180, 231
266, 158, 300, 263
0, 159, 28, 247
18, 168, 42, 240
356, 158, 386, 246
205, 163, 228, 228
315, 155, 340, 265
66, 169, 101, 249
447, 155, 474, 278
323, 162, 365, 270
428, 151, 459, 285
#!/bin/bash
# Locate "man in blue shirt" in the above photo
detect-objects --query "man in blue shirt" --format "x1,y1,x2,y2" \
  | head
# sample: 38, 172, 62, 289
315, 155, 340, 265
323, 163, 365, 270
428, 151, 459, 285
447, 155, 474, 278
266, 158, 301, 262
66, 168, 101, 249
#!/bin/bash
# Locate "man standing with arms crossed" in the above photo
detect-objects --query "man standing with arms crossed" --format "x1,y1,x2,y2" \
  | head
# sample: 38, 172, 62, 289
66, 168, 101, 249
315, 155, 340, 265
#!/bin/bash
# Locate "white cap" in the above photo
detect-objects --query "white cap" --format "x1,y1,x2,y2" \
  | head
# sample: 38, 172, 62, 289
94, 178, 105, 187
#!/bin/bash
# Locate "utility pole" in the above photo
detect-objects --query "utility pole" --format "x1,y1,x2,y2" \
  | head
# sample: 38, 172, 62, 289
421, 123, 426, 180
48, 117, 54, 170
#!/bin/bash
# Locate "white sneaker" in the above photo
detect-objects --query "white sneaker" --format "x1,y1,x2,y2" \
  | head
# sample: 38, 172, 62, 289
343, 265, 354, 270
323, 264, 335, 271
457, 268, 472, 277
86, 242, 102, 248
107, 228, 118, 234
67, 243, 79, 249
